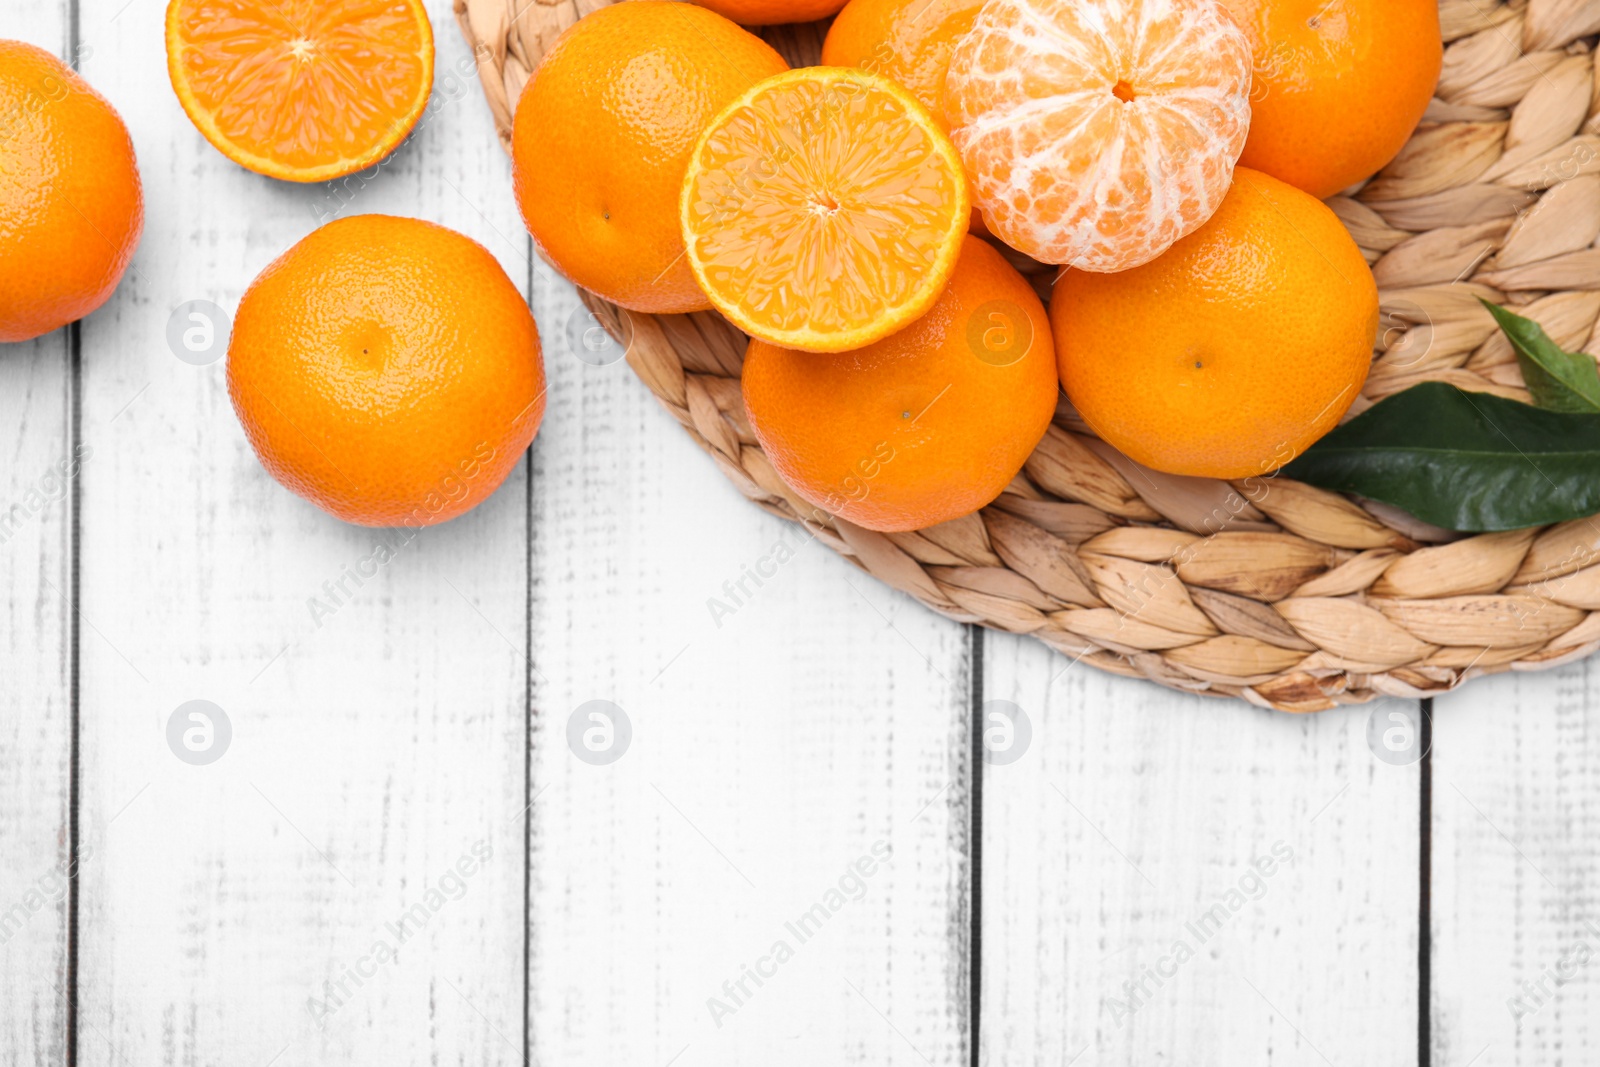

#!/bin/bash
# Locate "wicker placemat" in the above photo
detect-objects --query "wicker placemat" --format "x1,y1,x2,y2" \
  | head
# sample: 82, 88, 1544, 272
455, 0, 1600, 711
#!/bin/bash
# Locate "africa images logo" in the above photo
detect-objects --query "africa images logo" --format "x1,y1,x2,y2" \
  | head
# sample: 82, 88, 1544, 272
705, 840, 893, 1028
305, 840, 494, 1027
1104, 840, 1294, 1025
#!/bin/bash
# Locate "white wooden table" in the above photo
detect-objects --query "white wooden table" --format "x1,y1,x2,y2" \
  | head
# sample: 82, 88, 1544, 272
3, 1, 1596, 1063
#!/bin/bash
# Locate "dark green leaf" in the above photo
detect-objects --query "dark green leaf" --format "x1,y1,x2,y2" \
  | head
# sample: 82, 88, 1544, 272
1480, 298, 1600, 414
1282, 381, 1600, 531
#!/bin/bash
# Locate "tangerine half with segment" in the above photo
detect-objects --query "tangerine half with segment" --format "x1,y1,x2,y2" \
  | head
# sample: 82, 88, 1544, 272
680, 67, 970, 353
166, 0, 434, 183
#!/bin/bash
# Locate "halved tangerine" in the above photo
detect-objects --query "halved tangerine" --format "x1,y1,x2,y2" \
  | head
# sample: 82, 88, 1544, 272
680, 67, 970, 353
166, 0, 434, 183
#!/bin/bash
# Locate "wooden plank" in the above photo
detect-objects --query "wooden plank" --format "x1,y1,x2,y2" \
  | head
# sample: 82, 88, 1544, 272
0, 6, 76, 1066
525, 274, 974, 1065
1432, 666, 1600, 1065
72, 3, 529, 1063
979, 634, 1422, 1063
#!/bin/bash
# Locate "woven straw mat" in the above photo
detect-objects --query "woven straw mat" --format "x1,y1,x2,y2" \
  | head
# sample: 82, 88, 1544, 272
455, 0, 1600, 712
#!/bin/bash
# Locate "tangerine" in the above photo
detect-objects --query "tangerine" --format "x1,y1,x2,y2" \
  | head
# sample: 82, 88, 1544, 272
821, 0, 985, 129
944, 0, 1252, 271
681, 67, 969, 352
1052, 168, 1378, 479
228, 215, 545, 527
0, 40, 143, 343
743, 234, 1057, 532
1221, 0, 1442, 199
166, 0, 434, 183
691, 0, 848, 25
512, 2, 787, 314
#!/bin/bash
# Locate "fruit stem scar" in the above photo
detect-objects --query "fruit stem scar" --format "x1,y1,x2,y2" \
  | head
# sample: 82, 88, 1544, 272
288, 38, 315, 61
1112, 79, 1136, 103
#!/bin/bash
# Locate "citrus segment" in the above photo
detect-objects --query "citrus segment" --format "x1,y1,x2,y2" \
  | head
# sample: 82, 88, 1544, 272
166, 0, 434, 183
681, 67, 969, 353
1052, 168, 1378, 479
944, 0, 1252, 272
512, 2, 787, 314
743, 235, 1058, 532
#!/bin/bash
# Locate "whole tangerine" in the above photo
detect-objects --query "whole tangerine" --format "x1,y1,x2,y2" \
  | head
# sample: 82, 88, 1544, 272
1053, 168, 1378, 480
1221, 0, 1442, 199
821, 0, 985, 129
743, 234, 1058, 532
227, 215, 545, 527
0, 40, 143, 343
511, 2, 787, 314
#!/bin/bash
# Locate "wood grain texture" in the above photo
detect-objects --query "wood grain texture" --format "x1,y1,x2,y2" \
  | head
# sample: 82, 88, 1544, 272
71, 3, 529, 1063
1432, 665, 1600, 1066
979, 633, 1423, 1063
0, 7, 74, 1067
5, 0, 1599, 1062
526, 271, 974, 1067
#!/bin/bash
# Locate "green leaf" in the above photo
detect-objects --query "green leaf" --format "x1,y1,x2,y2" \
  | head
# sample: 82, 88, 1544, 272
1282, 381, 1600, 531
1480, 298, 1600, 414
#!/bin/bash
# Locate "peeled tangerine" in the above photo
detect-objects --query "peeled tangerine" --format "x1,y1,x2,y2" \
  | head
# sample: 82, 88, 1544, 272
944, 0, 1253, 272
